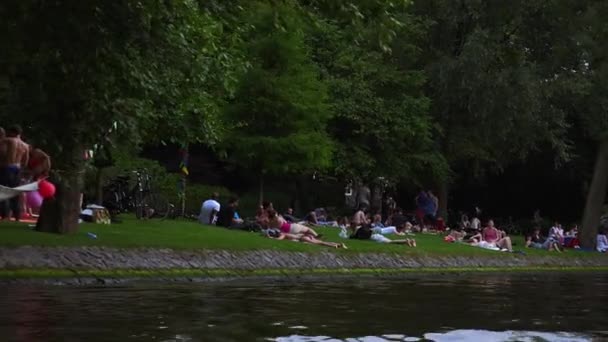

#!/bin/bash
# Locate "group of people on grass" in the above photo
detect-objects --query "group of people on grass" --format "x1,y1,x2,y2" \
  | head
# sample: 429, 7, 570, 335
524, 222, 608, 253
198, 192, 608, 253
449, 213, 608, 253
198, 194, 346, 249
0, 125, 51, 222
524, 222, 579, 252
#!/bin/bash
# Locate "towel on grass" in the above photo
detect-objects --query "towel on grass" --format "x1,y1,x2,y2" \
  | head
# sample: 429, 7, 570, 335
0, 182, 39, 201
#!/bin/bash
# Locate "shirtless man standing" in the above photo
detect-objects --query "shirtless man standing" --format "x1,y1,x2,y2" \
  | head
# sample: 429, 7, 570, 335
0, 125, 29, 221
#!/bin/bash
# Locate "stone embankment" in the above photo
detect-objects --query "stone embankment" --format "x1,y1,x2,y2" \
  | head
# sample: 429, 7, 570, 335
1, 246, 607, 272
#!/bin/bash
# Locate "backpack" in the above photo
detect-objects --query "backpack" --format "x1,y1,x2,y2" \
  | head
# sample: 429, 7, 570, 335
350, 226, 372, 240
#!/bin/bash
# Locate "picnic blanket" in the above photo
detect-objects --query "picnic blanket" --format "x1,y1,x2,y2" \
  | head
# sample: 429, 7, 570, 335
0, 182, 39, 201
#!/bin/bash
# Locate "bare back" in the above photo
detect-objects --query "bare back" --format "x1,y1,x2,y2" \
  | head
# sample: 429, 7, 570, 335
4, 138, 29, 168
29, 148, 51, 178
0, 138, 17, 167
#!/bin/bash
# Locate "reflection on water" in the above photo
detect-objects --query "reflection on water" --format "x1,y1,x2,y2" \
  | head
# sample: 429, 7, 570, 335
0, 273, 607, 341
273, 331, 593, 341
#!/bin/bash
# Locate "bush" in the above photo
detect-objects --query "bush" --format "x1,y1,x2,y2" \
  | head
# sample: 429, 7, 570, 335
84, 155, 233, 215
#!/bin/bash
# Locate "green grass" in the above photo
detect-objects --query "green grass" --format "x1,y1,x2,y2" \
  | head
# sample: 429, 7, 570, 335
3, 266, 608, 280
0, 217, 603, 258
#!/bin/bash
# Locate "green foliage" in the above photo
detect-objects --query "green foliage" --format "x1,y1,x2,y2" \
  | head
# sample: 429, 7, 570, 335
307, 4, 447, 183
1, 0, 245, 168
223, 2, 333, 177
414, 0, 572, 177
82, 153, 234, 214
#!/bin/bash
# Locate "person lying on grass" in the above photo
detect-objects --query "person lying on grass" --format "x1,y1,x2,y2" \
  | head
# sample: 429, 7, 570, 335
371, 214, 405, 235
263, 228, 347, 249
267, 209, 322, 238
351, 224, 416, 247
445, 227, 467, 242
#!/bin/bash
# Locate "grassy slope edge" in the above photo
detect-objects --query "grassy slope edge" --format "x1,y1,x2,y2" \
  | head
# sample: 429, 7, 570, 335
0, 217, 605, 258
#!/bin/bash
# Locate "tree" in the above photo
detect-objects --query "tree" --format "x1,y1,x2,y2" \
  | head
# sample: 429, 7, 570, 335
1, 0, 244, 233
306, 1, 447, 188
511, 0, 608, 247
223, 2, 333, 202
575, 1, 608, 248
413, 0, 571, 219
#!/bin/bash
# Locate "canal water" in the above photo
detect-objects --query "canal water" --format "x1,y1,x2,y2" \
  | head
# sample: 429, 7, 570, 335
0, 273, 607, 341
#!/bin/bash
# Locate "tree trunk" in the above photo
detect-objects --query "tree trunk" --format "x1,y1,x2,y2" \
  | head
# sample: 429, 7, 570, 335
258, 174, 264, 204
36, 167, 85, 234
580, 139, 608, 249
294, 178, 303, 214
94, 167, 104, 205
438, 180, 449, 221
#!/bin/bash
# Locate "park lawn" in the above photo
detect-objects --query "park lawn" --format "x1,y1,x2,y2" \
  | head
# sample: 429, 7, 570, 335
0, 217, 600, 258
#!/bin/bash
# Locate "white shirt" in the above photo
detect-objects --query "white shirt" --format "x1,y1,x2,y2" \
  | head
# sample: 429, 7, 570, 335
549, 226, 564, 240
372, 226, 398, 235
597, 234, 608, 252
199, 199, 220, 225
471, 218, 481, 230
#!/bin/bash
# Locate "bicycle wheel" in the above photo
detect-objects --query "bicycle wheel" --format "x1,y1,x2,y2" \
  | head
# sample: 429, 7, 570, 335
142, 193, 171, 219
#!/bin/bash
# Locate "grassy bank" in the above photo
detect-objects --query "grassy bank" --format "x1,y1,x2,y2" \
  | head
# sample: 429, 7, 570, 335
3, 266, 608, 280
0, 217, 602, 258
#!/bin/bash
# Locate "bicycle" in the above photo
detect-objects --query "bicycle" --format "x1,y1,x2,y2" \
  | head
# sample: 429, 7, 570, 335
103, 169, 173, 220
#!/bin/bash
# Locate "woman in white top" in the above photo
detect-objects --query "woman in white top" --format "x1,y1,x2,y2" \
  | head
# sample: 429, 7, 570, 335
470, 217, 481, 231
549, 222, 565, 245
597, 229, 608, 253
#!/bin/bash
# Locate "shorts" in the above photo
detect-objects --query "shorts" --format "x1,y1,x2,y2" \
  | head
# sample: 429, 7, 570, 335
289, 223, 308, 235
530, 242, 543, 249
477, 241, 499, 250
371, 234, 391, 243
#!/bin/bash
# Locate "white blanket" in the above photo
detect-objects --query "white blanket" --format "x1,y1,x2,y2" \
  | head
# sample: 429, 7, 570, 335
0, 182, 39, 201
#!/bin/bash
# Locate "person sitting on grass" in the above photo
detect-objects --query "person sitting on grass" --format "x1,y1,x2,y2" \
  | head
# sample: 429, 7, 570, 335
198, 192, 220, 225
283, 207, 300, 223
476, 219, 513, 252
351, 205, 371, 234
304, 208, 338, 227
255, 205, 269, 229
459, 214, 471, 230
470, 216, 481, 232
263, 228, 346, 249
549, 222, 565, 246
526, 227, 561, 252
597, 229, 608, 253
267, 209, 321, 238
566, 225, 578, 237
216, 197, 244, 229
338, 216, 350, 229
563, 225, 580, 249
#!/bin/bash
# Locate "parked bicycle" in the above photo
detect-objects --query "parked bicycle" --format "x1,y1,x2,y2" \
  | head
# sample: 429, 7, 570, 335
102, 169, 173, 220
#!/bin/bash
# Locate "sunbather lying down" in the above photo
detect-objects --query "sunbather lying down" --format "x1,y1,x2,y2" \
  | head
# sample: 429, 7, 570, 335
263, 228, 347, 249
371, 233, 417, 247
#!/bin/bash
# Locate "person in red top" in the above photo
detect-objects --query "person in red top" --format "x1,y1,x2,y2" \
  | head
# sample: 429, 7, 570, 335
480, 219, 513, 252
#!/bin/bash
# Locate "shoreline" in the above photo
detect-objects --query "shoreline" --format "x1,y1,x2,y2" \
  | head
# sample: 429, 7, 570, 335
2, 266, 608, 286
1, 246, 607, 284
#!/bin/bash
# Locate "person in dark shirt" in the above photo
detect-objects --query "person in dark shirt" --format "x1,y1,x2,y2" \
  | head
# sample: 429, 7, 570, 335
526, 227, 546, 249
217, 197, 244, 229
526, 227, 561, 251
